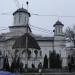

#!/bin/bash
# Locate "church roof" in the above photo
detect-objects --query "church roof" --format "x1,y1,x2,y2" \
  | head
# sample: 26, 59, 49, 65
12, 33, 40, 49
35, 36, 54, 41
13, 8, 31, 17
0, 32, 54, 42
53, 20, 64, 27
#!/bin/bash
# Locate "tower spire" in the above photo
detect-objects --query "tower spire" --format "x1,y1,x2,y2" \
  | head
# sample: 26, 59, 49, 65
22, 3, 23, 8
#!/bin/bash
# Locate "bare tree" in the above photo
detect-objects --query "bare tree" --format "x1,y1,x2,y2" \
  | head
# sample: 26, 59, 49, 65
65, 26, 75, 47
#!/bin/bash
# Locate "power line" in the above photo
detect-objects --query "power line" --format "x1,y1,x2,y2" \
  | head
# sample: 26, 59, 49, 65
1, 12, 75, 18
30, 24, 51, 32
29, 24, 53, 35
0, 24, 52, 33
0, 13, 75, 18
0, 28, 8, 31
31, 27, 52, 35
0, 13, 11, 15
31, 13, 57, 17
31, 13, 75, 18
0, 25, 53, 35
30, 25, 50, 32
0, 27, 9, 31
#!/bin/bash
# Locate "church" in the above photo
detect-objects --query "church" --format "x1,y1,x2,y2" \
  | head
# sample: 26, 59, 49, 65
0, 8, 67, 68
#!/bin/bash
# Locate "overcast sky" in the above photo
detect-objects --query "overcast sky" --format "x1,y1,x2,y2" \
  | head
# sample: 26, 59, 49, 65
0, 0, 75, 36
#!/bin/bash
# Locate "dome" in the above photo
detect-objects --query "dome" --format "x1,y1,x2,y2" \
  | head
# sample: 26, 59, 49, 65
53, 20, 64, 27
13, 8, 31, 17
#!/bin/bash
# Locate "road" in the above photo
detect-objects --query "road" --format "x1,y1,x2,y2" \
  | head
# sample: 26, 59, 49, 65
22, 72, 75, 75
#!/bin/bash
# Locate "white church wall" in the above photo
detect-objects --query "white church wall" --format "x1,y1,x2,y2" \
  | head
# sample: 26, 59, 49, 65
0, 35, 67, 68
38, 41, 53, 57
9, 27, 27, 33
0, 7, 70, 69
14, 13, 29, 26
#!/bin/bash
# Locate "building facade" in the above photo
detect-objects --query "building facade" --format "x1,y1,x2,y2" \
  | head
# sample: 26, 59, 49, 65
0, 8, 68, 68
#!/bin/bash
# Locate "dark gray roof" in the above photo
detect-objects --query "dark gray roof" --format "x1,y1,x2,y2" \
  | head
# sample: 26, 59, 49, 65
5, 36, 54, 42
12, 33, 40, 49
0, 33, 54, 42
35, 36, 54, 41
53, 20, 64, 27
13, 8, 31, 17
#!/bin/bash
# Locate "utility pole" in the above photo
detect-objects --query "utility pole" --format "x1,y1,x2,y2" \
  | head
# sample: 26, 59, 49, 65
25, 1, 29, 69
25, 25, 28, 68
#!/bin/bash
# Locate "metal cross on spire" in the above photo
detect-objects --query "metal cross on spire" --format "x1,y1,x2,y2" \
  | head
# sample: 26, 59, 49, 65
22, 3, 23, 8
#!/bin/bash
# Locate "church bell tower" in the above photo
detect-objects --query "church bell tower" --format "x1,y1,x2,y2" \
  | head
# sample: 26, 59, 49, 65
53, 20, 66, 49
9, 8, 31, 34
13, 8, 31, 26
53, 20, 64, 36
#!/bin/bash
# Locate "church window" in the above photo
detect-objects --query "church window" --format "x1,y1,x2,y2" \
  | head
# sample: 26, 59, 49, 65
0, 51, 2, 55
58, 27, 60, 33
14, 16, 16, 24
25, 16, 26, 23
56, 26, 57, 33
19, 13, 22, 23
40, 50, 42, 57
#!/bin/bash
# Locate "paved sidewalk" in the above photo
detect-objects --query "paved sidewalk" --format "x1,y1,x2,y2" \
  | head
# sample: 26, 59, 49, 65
22, 72, 75, 75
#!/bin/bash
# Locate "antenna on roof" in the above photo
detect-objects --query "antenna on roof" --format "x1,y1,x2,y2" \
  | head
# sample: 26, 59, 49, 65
26, 1, 29, 11
22, 3, 23, 8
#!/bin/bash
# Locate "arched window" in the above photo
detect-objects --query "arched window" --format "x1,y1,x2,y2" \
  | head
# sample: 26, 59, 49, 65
14, 16, 16, 24
19, 13, 22, 23
25, 16, 26, 23
40, 50, 42, 57
0, 51, 2, 55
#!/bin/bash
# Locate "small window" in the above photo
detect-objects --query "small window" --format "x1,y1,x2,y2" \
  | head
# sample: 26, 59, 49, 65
58, 27, 60, 33
0, 51, 2, 55
14, 16, 16, 24
19, 13, 22, 23
25, 16, 26, 23
40, 50, 42, 57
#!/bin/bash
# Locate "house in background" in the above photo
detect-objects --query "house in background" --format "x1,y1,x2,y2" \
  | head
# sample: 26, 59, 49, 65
0, 8, 67, 68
